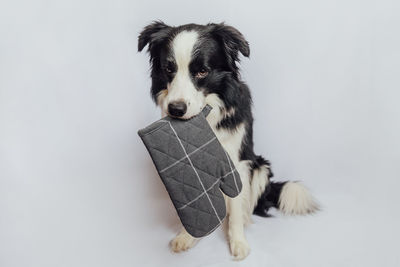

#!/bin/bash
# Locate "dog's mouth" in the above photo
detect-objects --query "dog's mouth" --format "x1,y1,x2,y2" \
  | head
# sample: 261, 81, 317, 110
167, 113, 191, 120
164, 102, 206, 120
167, 112, 198, 120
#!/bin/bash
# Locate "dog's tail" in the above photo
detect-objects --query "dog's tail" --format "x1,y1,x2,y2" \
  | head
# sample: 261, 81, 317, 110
251, 157, 319, 217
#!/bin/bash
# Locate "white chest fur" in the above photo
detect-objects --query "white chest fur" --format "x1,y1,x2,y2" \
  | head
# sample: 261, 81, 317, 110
205, 94, 245, 165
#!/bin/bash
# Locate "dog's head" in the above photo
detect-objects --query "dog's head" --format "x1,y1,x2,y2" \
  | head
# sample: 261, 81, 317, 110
138, 21, 249, 119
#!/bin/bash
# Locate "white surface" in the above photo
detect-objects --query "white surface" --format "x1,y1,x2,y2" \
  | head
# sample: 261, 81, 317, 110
1, 0, 400, 266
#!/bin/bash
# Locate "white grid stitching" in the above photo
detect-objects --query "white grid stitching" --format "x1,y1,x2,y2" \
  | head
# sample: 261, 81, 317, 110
159, 137, 217, 173
177, 169, 236, 210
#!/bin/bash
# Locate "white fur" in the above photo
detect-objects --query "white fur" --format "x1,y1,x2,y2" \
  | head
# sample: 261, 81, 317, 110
161, 31, 206, 119
170, 228, 198, 252
279, 182, 319, 215
206, 94, 252, 260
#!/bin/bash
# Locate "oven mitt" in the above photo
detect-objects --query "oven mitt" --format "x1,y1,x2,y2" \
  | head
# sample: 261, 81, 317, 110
138, 105, 242, 238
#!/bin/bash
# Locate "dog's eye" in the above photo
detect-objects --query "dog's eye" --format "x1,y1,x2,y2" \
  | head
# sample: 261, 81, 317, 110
165, 67, 173, 74
195, 69, 208, 79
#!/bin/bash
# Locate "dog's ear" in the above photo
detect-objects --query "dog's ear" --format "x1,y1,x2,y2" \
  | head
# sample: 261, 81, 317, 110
208, 23, 250, 60
138, 21, 171, 52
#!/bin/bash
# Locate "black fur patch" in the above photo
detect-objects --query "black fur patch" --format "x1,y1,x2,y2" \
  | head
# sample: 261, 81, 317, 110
253, 182, 287, 217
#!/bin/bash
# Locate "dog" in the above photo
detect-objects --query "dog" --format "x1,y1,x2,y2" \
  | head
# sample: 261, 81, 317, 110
138, 21, 318, 260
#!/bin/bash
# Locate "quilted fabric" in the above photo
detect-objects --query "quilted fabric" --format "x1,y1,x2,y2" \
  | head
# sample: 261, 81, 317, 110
138, 105, 242, 238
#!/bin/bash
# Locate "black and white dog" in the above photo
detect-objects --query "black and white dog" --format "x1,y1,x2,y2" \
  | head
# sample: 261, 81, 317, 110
138, 21, 318, 260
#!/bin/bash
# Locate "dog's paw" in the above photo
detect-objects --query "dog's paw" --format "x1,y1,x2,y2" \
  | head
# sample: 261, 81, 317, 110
170, 232, 196, 252
230, 238, 250, 260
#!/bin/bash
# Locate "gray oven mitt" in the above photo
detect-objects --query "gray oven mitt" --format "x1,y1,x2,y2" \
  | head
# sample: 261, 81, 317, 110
138, 105, 242, 238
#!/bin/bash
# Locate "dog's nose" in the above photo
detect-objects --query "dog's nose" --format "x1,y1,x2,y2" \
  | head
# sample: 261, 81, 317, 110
168, 101, 187, 117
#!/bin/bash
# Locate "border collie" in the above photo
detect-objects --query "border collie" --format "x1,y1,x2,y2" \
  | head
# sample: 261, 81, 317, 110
138, 21, 318, 260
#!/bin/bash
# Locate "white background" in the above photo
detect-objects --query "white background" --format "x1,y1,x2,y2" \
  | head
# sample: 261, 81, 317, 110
1, 0, 400, 266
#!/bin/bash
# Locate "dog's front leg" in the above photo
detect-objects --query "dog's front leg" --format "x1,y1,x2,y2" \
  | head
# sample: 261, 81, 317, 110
170, 227, 198, 252
228, 193, 250, 260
